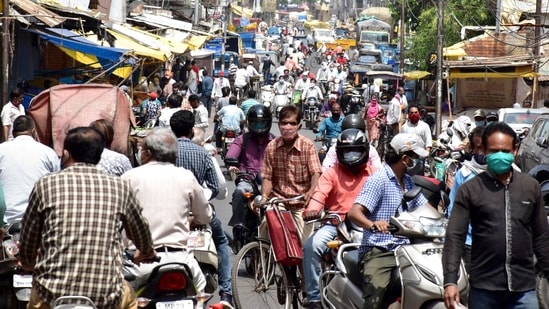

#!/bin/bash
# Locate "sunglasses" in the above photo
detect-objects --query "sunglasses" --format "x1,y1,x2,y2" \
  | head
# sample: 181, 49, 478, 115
280, 121, 299, 126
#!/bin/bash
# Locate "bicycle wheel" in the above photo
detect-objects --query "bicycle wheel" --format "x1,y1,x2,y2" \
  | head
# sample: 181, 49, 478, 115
232, 242, 292, 309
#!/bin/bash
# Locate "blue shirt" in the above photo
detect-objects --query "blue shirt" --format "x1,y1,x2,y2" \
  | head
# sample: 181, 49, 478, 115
218, 105, 245, 132
355, 164, 428, 259
316, 116, 343, 140
175, 138, 220, 199
201, 76, 214, 96
240, 99, 261, 117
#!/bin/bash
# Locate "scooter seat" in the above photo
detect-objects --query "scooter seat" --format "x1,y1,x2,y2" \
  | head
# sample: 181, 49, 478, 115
342, 249, 364, 289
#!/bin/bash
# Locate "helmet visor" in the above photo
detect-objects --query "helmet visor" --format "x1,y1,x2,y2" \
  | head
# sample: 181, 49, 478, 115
249, 119, 270, 132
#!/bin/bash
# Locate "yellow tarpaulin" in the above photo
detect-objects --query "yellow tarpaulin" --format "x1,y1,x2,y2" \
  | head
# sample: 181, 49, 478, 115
404, 70, 431, 80
230, 4, 253, 18
444, 47, 467, 58
304, 20, 331, 30
449, 65, 535, 79
57, 46, 130, 79
184, 35, 210, 51
129, 27, 188, 54
106, 29, 168, 61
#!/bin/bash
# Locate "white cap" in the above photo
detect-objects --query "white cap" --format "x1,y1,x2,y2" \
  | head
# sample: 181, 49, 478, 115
390, 133, 429, 157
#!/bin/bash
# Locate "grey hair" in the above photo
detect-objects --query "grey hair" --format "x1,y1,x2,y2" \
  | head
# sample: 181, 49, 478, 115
191, 127, 205, 146
143, 127, 178, 163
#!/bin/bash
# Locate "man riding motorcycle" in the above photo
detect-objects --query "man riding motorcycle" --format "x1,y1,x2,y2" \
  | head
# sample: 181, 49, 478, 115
315, 103, 343, 146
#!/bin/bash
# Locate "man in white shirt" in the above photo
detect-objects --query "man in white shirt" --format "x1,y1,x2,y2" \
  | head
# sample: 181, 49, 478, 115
275, 62, 287, 80
1, 87, 26, 141
212, 71, 230, 102
400, 105, 432, 154
185, 65, 199, 95
159, 94, 183, 128
122, 128, 210, 293
0, 115, 60, 224
189, 94, 209, 132
234, 65, 249, 95
386, 89, 402, 134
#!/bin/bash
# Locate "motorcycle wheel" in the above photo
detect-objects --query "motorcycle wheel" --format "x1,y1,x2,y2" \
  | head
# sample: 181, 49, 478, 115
232, 242, 292, 309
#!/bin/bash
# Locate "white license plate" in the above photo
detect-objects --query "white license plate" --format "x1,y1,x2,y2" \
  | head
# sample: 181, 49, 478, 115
225, 138, 234, 143
156, 300, 193, 309
13, 274, 32, 288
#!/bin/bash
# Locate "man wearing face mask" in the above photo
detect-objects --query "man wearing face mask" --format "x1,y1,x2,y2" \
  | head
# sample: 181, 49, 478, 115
348, 133, 429, 309
443, 122, 549, 309
315, 103, 342, 146
485, 111, 498, 126
471, 109, 486, 130
400, 105, 432, 175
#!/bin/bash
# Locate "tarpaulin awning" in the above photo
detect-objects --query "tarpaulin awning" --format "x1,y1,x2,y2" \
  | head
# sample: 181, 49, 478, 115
10, 0, 66, 27
131, 14, 193, 32
404, 70, 431, 80
448, 64, 535, 78
185, 35, 210, 51
304, 20, 331, 30
105, 29, 168, 61
444, 47, 467, 58
126, 26, 189, 54
44, 28, 129, 62
230, 3, 253, 18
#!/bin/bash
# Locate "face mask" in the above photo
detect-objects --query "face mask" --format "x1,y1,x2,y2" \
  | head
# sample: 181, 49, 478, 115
405, 157, 418, 171
409, 113, 420, 124
332, 113, 341, 121
473, 153, 486, 165
487, 121, 495, 126
486, 151, 514, 174
475, 121, 485, 128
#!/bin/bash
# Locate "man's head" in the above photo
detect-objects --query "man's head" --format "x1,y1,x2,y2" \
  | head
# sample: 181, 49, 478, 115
167, 94, 182, 108
331, 103, 341, 121
165, 71, 173, 79
342, 114, 366, 132
284, 69, 290, 76
10, 88, 23, 107
486, 111, 498, 125
336, 128, 370, 171
278, 105, 302, 141
229, 96, 238, 105
248, 90, 257, 99
385, 133, 428, 172
219, 71, 225, 77
89, 119, 114, 148
203, 70, 209, 76
140, 127, 178, 164
398, 87, 405, 95
188, 94, 200, 108
481, 122, 518, 175
62, 127, 105, 168
468, 126, 486, 164
148, 91, 158, 100
408, 105, 420, 124
170, 110, 195, 138
473, 109, 486, 128
13, 115, 35, 138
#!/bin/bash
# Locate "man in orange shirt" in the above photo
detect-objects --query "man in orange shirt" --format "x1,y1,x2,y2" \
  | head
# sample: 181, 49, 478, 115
302, 128, 378, 309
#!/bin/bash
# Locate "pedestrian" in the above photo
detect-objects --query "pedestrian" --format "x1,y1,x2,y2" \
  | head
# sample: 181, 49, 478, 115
1, 87, 25, 141
386, 88, 401, 134
400, 105, 432, 175
19, 126, 156, 309
0, 115, 60, 224
188, 94, 209, 132
348, 133, 429, 309
201, 70, 214, 117
365, 94, 382, 145
443, 122, 549, 309
89, 119, 132, 176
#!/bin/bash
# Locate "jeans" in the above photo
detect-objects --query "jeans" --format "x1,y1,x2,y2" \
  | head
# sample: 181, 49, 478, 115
303, 224, 337, 302
228, 181, 254, 227
469, 287, 538, 309
201, 95, 213, 118
210, 212, 232, 295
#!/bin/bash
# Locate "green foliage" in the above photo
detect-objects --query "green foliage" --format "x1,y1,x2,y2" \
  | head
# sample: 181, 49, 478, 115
392, 0, 495, 69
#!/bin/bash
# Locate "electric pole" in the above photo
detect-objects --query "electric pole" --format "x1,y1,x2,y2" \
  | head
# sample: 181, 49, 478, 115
435, 0, 444, 136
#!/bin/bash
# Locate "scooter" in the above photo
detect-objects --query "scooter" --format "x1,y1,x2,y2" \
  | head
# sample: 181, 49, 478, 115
273, 91, 289, 119
188, 221, 219, 294
321, 188, 469, 309
260, 85, 274, 110
303, 97, 320, 130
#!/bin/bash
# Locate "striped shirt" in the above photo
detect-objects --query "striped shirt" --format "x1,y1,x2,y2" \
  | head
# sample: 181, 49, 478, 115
355, 164, 427, 259
19, 163, 154, 309
262, 134, 322, 206
175, 137, 220, 199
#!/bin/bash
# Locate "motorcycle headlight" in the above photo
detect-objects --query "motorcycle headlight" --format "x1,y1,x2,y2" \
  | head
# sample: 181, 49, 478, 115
419, 217, 448, 237
264, 102, 271, 107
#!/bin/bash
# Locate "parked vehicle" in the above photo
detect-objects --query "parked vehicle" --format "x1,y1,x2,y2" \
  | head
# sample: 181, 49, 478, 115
498, 107, 546, 136
321, 188, 469, 309
516, 115, 549, 174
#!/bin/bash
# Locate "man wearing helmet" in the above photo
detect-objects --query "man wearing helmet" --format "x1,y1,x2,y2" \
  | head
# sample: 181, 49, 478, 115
303, 128, 379, 309
322, 114, 382, 172
348, 133, 429, 309
224, 105, 275, 250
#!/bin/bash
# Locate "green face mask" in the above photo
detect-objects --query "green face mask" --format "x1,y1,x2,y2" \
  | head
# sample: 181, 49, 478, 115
486, 151, 514, 175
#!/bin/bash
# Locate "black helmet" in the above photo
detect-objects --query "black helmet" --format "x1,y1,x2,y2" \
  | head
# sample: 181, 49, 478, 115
336, 128, 370, 169
247, 105, 272, 134
342, 114, 366, 132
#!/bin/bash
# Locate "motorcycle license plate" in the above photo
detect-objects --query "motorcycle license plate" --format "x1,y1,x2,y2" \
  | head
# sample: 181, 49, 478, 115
13, 274, 32, 288
224, 138, 234, 143
156, 300, 193, 309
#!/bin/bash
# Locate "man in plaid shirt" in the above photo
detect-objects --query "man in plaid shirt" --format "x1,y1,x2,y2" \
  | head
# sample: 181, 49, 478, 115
19, 127, 156, 309
260, 104, 322, 242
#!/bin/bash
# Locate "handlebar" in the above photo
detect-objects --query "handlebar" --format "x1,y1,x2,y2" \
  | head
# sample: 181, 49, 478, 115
253, 195, 305, 209
305, 213, 343, 225
369, 224, 399, 233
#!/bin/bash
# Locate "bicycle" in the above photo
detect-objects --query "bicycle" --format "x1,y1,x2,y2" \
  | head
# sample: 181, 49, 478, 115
231, 195, 305, 309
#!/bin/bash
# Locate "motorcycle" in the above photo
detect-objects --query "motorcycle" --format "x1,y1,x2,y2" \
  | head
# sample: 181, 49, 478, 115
425, 143, 465, 191
123, 250, 213, 309
220, 129, 238, 161
260, 85, 274, 110
224, 157, 261, 253
347, 91, 363, 116
303, 97, 320, 130
0, 221, 31, 309
52, 296, 96, 309
321, 185, 468, 309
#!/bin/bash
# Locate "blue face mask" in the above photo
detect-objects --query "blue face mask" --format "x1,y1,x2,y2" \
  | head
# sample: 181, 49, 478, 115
486, 151, 514, 175
473, 153, 487, 165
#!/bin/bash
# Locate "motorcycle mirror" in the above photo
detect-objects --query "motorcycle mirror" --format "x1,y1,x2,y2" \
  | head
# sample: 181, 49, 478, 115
253, 195, 264, 206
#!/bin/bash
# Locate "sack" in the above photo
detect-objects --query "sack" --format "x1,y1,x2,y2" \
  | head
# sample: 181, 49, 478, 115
265, 205, 303, 266
188, 227, 213, 251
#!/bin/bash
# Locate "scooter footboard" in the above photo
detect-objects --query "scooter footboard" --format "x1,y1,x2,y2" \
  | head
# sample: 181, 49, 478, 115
323, 275, 363, 309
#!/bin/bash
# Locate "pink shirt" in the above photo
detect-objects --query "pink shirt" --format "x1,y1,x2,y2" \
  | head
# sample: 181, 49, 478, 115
306, 163, 378, 221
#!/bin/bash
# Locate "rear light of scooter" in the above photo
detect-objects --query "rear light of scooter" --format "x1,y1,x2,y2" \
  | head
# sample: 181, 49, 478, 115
157, 272, 187, 292
243, 192, 254, 200
225, 131, 236, 138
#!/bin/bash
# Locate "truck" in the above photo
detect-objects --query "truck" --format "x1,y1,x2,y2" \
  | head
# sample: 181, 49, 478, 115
355, 16, 391, 49
313, 28, 335, 49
